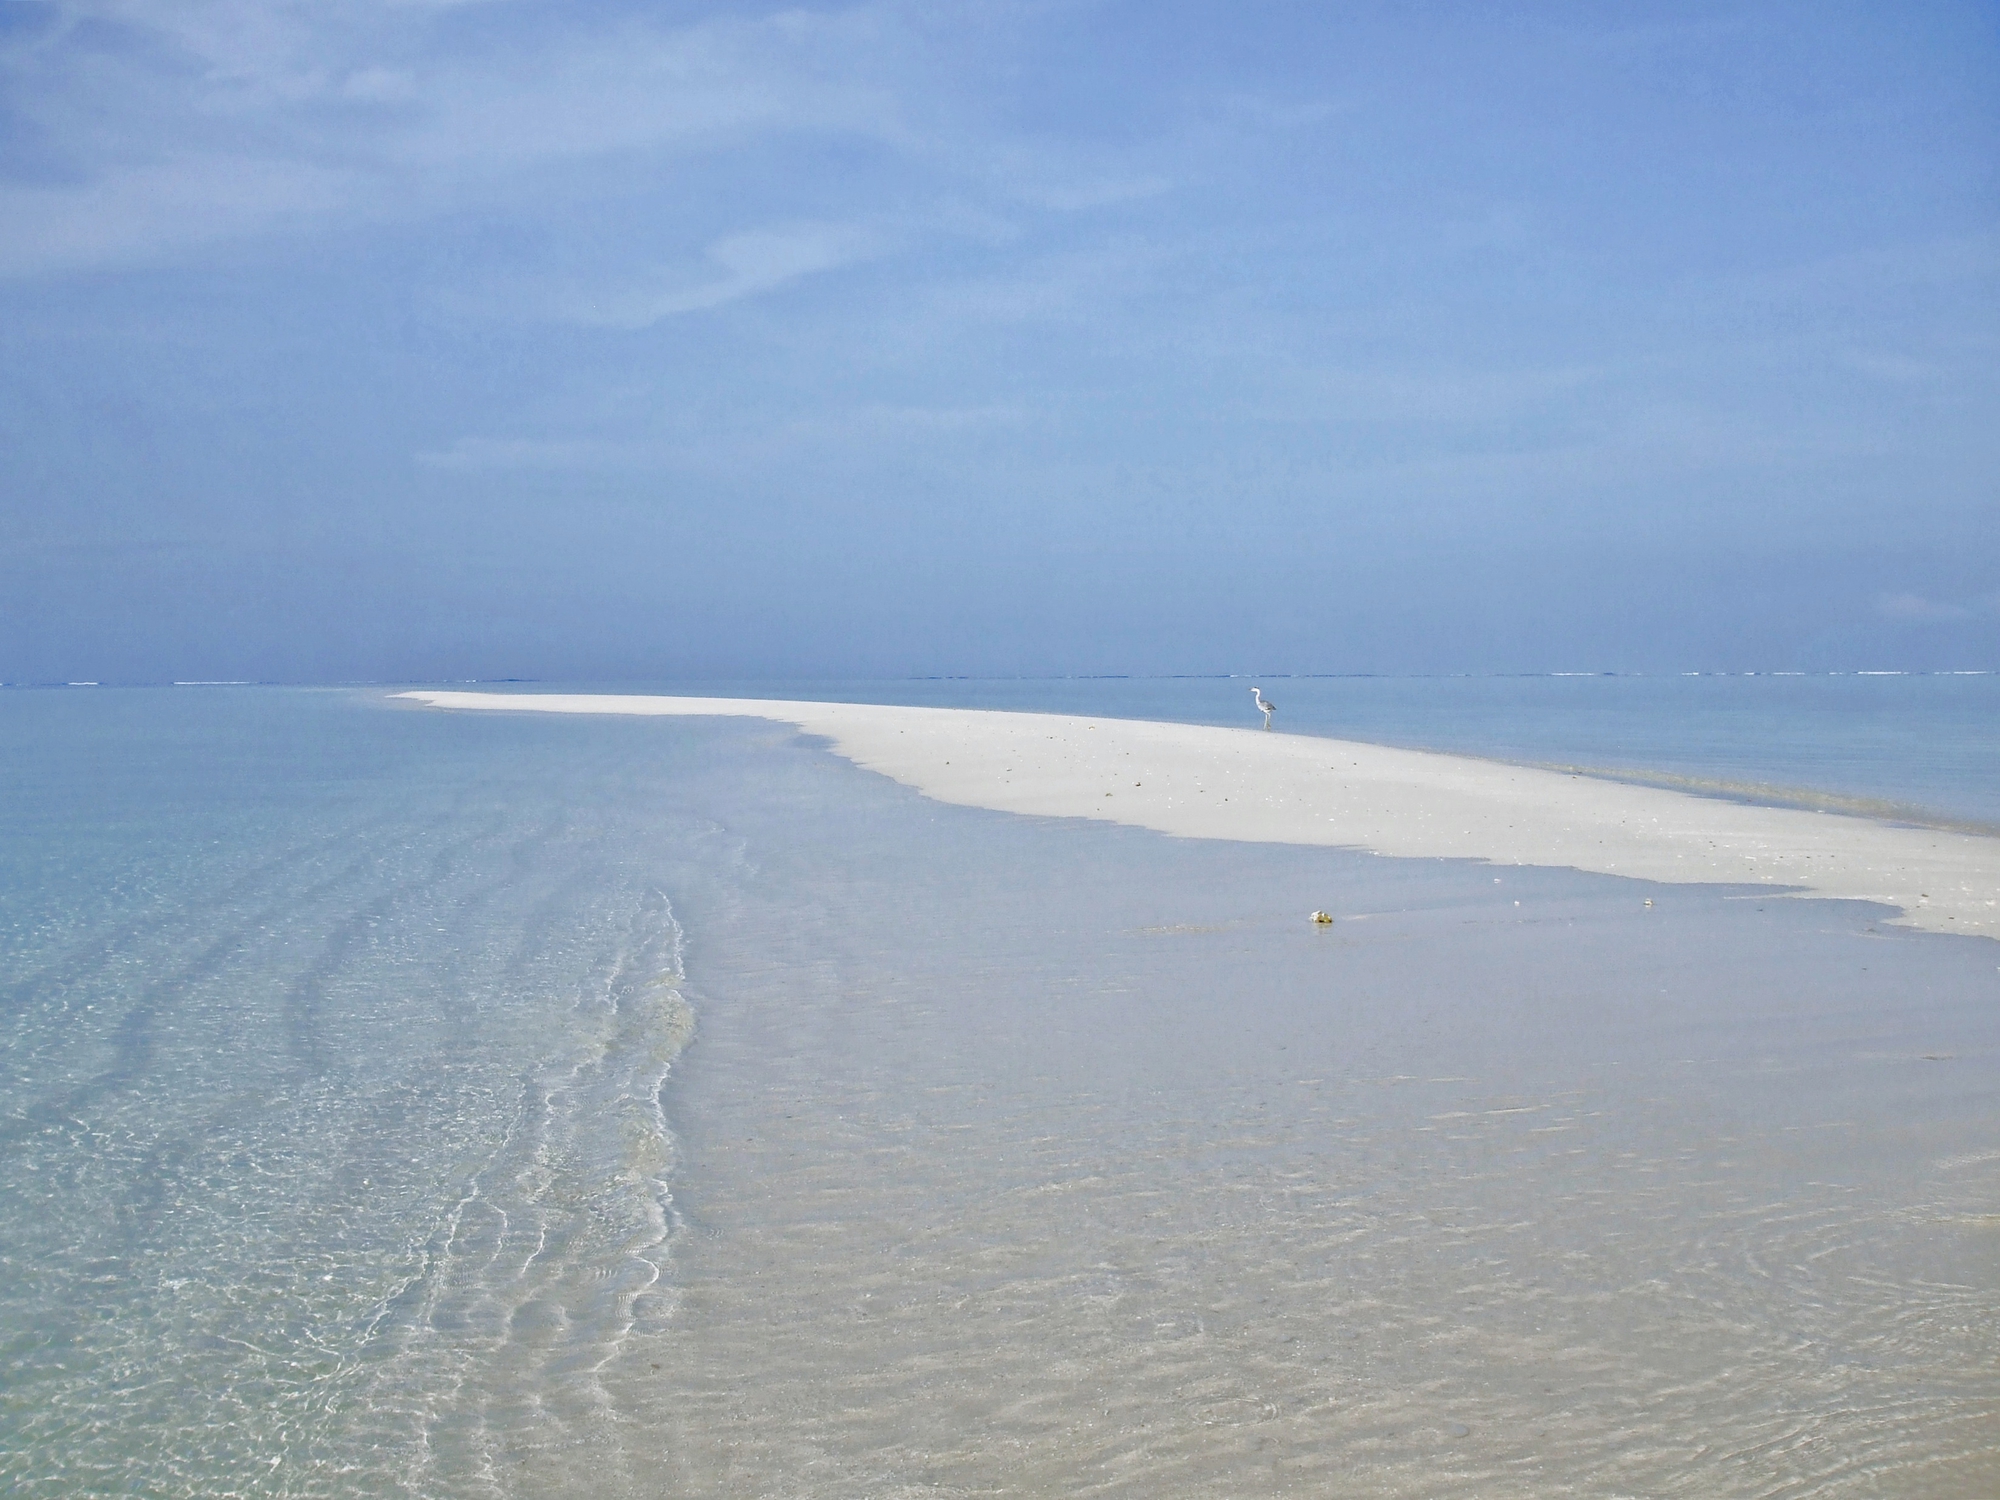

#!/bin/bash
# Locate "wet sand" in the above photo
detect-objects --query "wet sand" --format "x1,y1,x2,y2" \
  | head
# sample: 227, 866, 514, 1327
586, 719, 2000, 1498
380, 695, 2000, 1495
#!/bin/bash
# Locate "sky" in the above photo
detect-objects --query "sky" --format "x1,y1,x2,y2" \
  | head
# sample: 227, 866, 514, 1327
1, 0, 1996, 682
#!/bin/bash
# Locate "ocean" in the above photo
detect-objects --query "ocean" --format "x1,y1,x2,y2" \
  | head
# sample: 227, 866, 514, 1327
2, 679, 1995, 1496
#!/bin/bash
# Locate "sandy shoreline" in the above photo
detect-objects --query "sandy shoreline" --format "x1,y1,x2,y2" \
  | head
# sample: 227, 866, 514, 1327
397, 690, 2000, 939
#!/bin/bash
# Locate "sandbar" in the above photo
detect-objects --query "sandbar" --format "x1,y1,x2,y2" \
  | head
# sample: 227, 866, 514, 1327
397, 691, 2000, 940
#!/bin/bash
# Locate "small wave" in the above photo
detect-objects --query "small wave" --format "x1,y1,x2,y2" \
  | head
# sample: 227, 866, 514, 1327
338, 889, 696, 1497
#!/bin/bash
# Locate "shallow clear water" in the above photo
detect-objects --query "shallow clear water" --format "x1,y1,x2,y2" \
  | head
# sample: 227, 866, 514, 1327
2, 684, 1996, 1496
0, 692, 698, 1495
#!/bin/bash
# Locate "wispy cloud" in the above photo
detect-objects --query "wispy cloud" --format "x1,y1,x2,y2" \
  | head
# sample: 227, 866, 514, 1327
916, 241, 1172, 326
0, 156, 362, 276
0, 2, 913, 275
1011, 174, 1173, 213
1875, 591, 2000, 623
418, 401, 1030, 479
556, 223, 888, 329
759, 401, 1029, 455
1715, 229, 2000, 305
1242, 362, 1605, 426
1837, 352, 1941, 384
414, 436, 663, 472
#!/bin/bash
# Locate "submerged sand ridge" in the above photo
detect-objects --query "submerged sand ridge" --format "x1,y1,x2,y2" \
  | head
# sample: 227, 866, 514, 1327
398, 691, 2000, 939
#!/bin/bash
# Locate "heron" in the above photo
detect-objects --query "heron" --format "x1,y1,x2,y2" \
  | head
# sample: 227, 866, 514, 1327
1251, 686, 1275, 729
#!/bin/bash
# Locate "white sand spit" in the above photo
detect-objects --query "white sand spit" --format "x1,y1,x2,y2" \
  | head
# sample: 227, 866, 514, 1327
398, 691, 2000, 939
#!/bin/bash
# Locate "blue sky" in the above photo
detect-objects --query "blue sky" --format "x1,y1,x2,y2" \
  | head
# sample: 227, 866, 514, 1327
2, 0, 1995, 681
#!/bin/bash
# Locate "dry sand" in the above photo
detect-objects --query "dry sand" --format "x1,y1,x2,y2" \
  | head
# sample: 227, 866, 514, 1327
397, 691, 2000, 940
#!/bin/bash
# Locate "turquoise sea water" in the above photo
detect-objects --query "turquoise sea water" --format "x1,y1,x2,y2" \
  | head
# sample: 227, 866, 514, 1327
2, 681, 1996, 1496
1, 692, 703, 1494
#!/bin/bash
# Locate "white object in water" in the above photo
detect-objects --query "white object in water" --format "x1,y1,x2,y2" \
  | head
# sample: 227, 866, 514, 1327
1251, 686, 1276, 729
